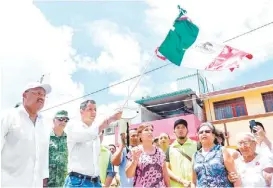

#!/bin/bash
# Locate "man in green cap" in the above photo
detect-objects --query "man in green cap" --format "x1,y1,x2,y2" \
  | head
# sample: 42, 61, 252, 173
43, 110, 69, 187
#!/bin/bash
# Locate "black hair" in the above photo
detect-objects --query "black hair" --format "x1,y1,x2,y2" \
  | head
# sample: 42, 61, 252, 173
108, 144, 116, 150
174, 119, 188, 130
80, 100, 96, 110
215, 129, 225, 146
153, 137, 159, 143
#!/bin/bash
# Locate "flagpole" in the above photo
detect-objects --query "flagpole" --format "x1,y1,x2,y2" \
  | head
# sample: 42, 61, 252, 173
122, 54, 155, 109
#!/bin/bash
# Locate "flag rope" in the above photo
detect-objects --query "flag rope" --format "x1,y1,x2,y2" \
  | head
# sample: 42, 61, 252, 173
122, 53, 156, 109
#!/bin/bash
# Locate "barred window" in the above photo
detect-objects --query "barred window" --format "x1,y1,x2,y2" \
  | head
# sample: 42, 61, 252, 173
214, 97, 247, 120
262, 91, 273, 112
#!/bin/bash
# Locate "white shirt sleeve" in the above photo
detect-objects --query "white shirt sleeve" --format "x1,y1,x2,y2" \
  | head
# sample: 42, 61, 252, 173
1, 110, 14, 151
43, 131, 50, 179
66, 122, 98, 143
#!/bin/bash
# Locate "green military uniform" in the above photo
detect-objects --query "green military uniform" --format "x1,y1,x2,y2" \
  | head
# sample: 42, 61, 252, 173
48, 131, 68, 187
48, 110, 69, 187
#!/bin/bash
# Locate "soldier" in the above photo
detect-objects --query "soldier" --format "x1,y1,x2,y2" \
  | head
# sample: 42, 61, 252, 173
44, 110, 69, 187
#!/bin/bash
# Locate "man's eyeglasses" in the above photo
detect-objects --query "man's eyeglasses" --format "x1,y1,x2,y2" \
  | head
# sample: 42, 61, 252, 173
56, 118, 69, 123
198, 130, 212, 135
238, 141, 254, 147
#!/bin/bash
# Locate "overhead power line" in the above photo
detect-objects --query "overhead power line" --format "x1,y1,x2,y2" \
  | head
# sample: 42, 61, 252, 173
42, 20, 273, 112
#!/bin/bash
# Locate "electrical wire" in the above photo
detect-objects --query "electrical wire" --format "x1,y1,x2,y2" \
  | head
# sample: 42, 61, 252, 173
41, 21, 273, 112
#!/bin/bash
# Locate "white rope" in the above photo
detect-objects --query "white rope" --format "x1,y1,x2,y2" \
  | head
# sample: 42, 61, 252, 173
122, 53, 156, 109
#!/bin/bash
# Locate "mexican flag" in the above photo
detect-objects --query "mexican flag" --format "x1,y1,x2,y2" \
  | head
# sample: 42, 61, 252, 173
156, 6, 253, 71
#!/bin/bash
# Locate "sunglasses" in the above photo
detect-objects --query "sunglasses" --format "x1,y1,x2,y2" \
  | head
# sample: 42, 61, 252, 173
198, 130, 212, 134
56, 118, 69, 123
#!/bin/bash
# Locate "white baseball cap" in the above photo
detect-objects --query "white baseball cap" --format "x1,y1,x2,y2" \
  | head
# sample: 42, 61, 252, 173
23, 82, 52, 94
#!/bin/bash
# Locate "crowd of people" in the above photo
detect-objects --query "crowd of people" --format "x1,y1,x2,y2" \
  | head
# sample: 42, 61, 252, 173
1, 82, 273, 187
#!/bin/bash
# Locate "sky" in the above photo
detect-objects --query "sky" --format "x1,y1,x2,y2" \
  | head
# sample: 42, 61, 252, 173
1, 0, 273, 124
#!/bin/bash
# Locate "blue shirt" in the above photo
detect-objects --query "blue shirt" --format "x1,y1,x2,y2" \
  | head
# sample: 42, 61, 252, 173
119, 148, 133, 187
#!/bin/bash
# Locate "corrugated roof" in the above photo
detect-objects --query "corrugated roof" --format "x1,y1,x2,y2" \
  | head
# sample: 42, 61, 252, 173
135, 88, 193, 104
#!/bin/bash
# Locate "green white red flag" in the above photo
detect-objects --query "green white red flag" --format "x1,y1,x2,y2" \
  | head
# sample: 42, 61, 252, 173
156, 6, 253, 71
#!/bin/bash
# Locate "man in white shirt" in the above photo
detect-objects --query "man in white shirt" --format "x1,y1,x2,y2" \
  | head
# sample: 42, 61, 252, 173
1, 82, 52, 187
64, 99, 122, 188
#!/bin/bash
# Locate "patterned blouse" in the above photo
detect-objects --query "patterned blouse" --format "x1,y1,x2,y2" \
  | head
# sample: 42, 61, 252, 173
193, 144, 233, 187
127, 145, 166, 188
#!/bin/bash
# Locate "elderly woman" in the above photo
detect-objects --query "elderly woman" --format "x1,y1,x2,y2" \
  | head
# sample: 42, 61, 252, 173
192, 122, 241, 187
235, 132, 273, 187
125, 123, 170, 187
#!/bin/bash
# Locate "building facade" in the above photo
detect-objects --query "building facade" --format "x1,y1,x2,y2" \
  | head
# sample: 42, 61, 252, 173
202, 79, 273, 146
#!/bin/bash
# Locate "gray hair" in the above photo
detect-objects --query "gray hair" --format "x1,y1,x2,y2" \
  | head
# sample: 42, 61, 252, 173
80, 100, 96, 110
236, 132, 256, 142
198, 122, 216, 134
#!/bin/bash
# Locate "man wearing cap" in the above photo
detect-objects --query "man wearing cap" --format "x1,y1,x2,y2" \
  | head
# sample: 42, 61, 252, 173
1, 82, 52, 187
166, 119, 197, 187
43, 110, 69, 187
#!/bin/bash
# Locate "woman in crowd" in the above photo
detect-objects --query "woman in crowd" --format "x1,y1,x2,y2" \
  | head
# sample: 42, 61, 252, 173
235, 132, 273, 187
125, 123, 170, 187
216, 129, 241, 160
158, 133, 170, 153
192, 122, 241, 187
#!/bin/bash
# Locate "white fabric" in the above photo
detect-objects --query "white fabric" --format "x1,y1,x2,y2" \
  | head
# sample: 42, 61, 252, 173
1, 106, 50, 187
23, 82, 52, 94
235, 154, 273, 187
182, 29, 250, 71
66, 120, 100, 176
256, 142, 273, 163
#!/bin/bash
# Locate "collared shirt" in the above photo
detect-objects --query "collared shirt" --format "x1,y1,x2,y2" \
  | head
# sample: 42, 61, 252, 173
48, 130, 68, 187
65, 120, 100, 176
1, 106, 50, 187
166, 138, 197, 187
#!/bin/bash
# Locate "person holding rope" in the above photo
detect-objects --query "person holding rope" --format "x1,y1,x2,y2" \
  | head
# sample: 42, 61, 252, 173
64, 99, 122, 187
112, 128, 139, 187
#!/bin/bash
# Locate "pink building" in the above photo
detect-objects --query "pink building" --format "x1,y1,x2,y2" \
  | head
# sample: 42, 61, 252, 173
115, 87, 204, 145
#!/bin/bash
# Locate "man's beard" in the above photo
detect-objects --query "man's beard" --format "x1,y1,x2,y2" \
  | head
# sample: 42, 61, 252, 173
178, 136, 186, 140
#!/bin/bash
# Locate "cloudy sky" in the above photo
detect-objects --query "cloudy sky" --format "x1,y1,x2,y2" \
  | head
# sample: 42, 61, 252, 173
1, 0, 273, 123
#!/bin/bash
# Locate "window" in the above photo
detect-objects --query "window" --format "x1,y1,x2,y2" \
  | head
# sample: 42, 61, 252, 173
214, 97, 248, 120
262, 91, 273, 112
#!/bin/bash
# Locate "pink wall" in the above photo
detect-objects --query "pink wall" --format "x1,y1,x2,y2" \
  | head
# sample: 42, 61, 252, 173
115, 114, 201, 145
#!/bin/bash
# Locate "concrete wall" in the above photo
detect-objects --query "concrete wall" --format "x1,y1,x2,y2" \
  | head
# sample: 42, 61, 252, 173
140, 106, 162, 122
214, 115, 273, 146
204, 86, 273, 122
